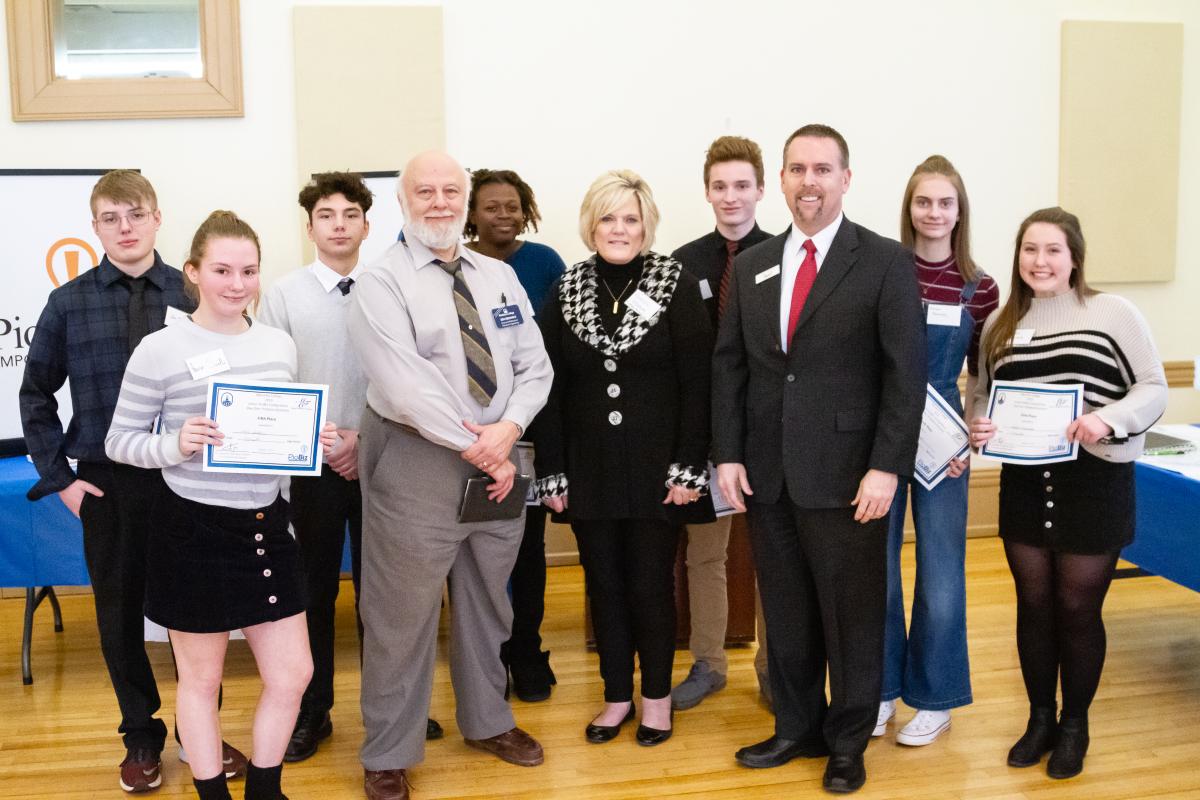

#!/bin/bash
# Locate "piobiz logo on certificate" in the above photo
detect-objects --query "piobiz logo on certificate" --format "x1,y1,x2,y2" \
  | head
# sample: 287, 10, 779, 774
203, 379, 329, 475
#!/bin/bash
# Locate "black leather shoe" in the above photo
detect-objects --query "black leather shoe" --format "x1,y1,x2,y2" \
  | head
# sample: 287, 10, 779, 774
284, 708, 332, 762
822, 754, 866, 794
635, 710, 673, 747
425, 718, 444, 741
1007, 707, 1057, 767
511, 651, 557, 703
585, 704, 635, 743
735, 735, 830, 768
1046, 716, 1089, 779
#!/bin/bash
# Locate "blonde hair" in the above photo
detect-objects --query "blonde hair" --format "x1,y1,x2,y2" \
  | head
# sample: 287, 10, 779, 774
578, 169, 659, 255
90, 169, 158, 217
183, 210, 263, 313
899, 155, 979, 283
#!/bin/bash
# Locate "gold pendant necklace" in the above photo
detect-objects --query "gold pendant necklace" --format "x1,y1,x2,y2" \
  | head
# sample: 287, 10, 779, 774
600, 276, 636, 313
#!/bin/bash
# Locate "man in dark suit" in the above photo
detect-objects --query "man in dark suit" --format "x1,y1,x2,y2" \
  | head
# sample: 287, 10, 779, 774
712, 124, 925, 794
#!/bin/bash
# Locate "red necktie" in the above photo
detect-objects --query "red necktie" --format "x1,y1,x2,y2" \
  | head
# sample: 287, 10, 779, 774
718, 239, 737, 320
786, 239, 817, 344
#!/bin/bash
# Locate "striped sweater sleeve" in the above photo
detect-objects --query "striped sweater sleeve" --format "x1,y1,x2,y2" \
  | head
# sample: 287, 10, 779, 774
105, 340, 189, 468
1091, 296, 1167, 439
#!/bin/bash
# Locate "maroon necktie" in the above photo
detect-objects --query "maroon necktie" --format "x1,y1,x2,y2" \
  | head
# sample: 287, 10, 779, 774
718, 239, 737, 320
786, 239, 818, 345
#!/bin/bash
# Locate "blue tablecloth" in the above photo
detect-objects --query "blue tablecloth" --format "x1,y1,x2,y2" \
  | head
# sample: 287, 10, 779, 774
0, 457, 89, 587
1124, 460, 1200, 592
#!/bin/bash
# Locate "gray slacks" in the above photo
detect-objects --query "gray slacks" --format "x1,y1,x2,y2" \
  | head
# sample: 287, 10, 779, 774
358, 409, 523, 770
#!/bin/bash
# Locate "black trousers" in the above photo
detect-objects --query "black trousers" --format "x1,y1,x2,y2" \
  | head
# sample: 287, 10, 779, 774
748, 491, 887, 757
502, 505, 548, 666
572, 518, 678, 702
76, 461, 169, 752
290, 470, 362, 714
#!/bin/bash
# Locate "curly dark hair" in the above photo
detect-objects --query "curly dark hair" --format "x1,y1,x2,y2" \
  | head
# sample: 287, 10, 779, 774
298, 172, 374, 220
464, 168, 542, 240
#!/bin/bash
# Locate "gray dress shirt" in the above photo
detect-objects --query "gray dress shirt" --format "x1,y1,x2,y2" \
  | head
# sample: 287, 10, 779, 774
347, 233, 553, 451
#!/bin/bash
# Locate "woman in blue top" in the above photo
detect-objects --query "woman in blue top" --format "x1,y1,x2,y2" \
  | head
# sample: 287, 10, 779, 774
465, 169, 567, 702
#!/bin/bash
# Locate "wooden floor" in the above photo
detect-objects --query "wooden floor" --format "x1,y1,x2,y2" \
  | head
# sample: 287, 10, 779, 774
2, 537, 1199, 799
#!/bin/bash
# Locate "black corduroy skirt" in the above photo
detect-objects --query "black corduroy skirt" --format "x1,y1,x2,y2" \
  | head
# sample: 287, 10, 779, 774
145, 486, 307, 633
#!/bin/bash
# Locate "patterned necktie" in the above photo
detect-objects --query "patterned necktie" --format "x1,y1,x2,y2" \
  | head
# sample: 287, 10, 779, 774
123, 276, 148, 353
437, 258, 497, 406
786, 239, 818, 345
336, 277, 354, 296
718, 239, 737, 321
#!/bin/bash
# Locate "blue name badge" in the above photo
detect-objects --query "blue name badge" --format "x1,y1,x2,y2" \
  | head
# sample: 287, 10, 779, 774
491, 304, 525, 328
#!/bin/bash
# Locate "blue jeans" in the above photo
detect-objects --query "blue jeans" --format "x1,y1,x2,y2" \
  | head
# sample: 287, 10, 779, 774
881, 471, 972, 710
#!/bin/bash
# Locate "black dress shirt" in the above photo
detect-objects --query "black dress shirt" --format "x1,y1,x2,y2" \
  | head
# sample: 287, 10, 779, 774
671, 224, 772, 329
20, 253, 195, 500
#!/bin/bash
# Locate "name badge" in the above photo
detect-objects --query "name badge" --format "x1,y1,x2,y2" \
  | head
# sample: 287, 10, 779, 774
926, 303, 962, 327
755, 265, 781, 284
185, 348, 231, 381
164, 306, 189, 327
698, 278, 713, 300
625, 290, 662, 319
1013, 328, 1036, 346
491, 304, 525, 328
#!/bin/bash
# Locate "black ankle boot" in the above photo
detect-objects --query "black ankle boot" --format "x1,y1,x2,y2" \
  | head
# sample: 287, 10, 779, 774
193, 773, 233, 800
1047, 716, 1089, 779
511, 650, 557, 703
244, 762, 287, 800
1007, 706, 1057, 767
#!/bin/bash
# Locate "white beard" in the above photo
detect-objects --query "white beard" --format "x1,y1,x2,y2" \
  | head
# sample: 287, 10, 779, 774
405, 214, 465, 251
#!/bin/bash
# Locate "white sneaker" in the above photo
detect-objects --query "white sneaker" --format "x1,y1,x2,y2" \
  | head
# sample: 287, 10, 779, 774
873, 700, 895, 737
896, 709, 951, 746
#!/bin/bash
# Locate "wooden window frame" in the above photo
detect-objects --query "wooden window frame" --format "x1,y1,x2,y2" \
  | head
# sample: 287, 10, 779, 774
6, 0, 242, 121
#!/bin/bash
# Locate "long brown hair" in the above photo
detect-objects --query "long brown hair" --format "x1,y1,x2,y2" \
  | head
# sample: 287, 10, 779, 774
899, 155, 978, 283
981, 207, 1096, 373
183, 210, 263, 313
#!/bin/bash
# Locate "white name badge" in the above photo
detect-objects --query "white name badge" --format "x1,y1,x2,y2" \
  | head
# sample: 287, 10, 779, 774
698, 278, 713, 300
625, 289, 662, 319
186, 348, 231, 381
755, 265, 781, 284
926, 303, 962, 327
1013, 328, 1036, 346
164, 306, 190, 327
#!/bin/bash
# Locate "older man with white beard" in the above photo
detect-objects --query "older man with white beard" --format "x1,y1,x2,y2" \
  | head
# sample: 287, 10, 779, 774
348, 151, 553, 800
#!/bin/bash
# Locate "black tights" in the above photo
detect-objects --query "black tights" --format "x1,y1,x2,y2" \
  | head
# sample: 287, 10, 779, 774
1004, 540, 1118, 719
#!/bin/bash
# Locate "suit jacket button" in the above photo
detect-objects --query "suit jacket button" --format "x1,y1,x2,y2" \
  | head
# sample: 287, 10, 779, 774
604, 358, 617, 372
786, 374, 796, 383
608, 411, 623, 426
607, 383, 620, 398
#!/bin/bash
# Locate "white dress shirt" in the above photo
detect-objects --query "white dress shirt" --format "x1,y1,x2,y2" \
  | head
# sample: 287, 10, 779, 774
308, 258, 363, 294
779, 212, 844, 351
346, 230, 553, 452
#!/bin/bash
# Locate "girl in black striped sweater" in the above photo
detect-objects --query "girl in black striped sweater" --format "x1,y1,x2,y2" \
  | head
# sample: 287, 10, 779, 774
970, 207, 1167, 780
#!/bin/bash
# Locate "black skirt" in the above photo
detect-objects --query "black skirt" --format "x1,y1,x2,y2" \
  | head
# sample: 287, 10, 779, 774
145, 486, 307, 633
998, 448, 1135, 555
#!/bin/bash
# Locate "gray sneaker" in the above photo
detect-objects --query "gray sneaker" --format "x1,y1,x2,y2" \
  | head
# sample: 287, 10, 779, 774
671, 662, 727, 710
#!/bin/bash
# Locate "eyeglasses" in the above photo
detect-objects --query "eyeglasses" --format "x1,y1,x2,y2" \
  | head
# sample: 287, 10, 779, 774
95, 209, 156, 230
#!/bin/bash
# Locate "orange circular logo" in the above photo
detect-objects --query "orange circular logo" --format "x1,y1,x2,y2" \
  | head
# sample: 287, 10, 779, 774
46, 238, 100, 288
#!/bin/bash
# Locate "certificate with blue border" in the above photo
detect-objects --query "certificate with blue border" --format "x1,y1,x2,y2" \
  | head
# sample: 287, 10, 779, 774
914, 384, 971, 491
979, 381, 1083, 465
203, 379, 329, 475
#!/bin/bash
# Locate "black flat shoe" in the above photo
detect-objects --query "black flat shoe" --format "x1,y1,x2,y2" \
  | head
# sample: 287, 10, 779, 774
822, 753, 866, 794
426, 718, 444, 741
511, 651, 557, 703
635, 710, 673, 747
585, 704, 635, 743
735, 735, 830, 768
1007, 707, 1057, 767
1046, 716, 1089, 779
284, 707, 332, 762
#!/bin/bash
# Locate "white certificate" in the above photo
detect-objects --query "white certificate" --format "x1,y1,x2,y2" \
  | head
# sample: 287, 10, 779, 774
913, 384, 970, 491
979, 380, 1082, 465
203, 379, 329, 475
708, 462, 737, 518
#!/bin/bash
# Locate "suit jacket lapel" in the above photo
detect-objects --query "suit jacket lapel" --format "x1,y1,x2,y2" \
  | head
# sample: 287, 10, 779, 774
748, 233, 788, 351
791, 218, 859, 338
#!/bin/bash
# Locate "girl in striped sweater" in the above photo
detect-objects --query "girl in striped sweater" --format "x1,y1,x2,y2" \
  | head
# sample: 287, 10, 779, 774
970, 207, 1167, 780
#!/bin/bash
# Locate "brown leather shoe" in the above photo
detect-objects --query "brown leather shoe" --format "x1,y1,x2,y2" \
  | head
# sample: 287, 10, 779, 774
464, 726, 544, 766
364, 768, 411, 800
